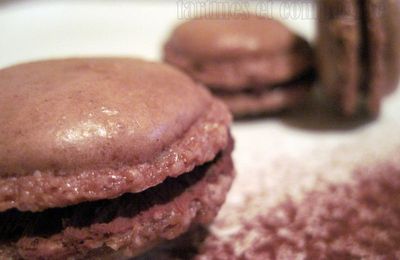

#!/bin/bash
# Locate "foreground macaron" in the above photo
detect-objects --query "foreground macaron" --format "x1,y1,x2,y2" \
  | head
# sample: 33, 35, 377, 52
0, 58, 234, 259
164, 14, 315, 118
317, 0, 400, 116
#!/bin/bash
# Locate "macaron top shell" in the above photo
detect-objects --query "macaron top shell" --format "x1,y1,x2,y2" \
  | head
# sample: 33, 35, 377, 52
0, 58, 210, 176
167, 14, 298, 61
317, 0, 361, 115
383, 0, 400, 92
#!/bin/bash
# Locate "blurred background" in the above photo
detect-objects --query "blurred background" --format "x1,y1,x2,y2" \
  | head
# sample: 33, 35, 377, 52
0, 0, 315, 68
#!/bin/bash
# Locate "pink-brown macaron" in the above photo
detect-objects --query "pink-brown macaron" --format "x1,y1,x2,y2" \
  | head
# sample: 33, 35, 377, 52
0, 58, 234, 259
164, 14, 315, 118
317, 0, 400, 116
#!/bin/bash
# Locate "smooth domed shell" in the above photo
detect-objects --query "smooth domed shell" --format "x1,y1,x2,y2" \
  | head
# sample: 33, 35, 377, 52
0, 58, 211, 176
167, 14, 298, 61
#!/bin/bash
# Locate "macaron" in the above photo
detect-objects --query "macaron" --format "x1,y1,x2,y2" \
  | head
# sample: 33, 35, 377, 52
317, 0, 400, 116
164, 14, 315, 118
0, 58, 234, 259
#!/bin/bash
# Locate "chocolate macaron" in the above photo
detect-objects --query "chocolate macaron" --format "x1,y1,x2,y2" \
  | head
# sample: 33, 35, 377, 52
0, 58, 234, 259
164, 14, 315, 118
317, 0, 400, 116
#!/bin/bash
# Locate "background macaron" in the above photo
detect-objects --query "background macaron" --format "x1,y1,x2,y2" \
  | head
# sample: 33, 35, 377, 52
317, 0, 400, 116
0, 58, 234, 259
164, 14, 315, 118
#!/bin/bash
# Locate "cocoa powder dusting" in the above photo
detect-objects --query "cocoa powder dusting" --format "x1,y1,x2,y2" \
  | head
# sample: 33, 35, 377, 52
140, 162, 400, 259
195, 163, 400, 259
